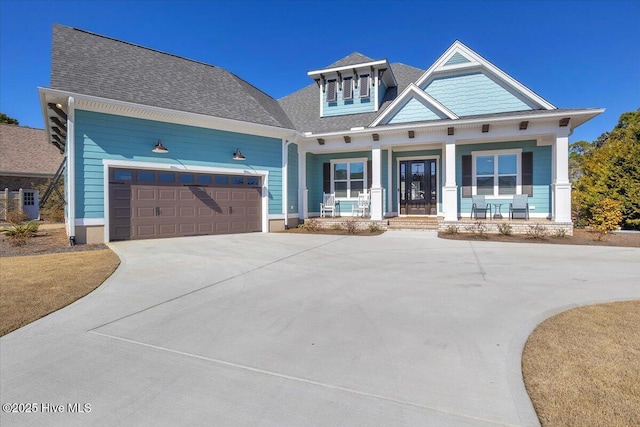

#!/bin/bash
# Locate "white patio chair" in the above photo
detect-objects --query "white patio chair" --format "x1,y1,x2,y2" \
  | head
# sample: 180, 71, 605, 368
320, 192, 336, 217
352, 191, 370, 217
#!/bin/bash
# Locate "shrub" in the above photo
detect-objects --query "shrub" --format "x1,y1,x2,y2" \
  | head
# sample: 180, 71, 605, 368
331, 223, 343, 230
342, 218, 358, 234
368, 223, 382, 233
526, 223, 547, 239
589, 198, 623, 238
465, 221, 486, 237
445, 225, 459, 234
4, 220, 39, 246
6, 210, 28, 225
302, 218, 320, 232
497, 223, 513, 235
554, 228, 568, 238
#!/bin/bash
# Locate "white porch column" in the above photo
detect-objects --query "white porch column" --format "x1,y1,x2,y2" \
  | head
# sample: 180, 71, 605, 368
370, 145, 383, 220
553, 133, 572, 222
442, 137, 458, 221
298, 149, 308, 219
387, 148, 393, 215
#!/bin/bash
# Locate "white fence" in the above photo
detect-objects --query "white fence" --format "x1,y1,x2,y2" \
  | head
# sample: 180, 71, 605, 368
0, 188, 40, 221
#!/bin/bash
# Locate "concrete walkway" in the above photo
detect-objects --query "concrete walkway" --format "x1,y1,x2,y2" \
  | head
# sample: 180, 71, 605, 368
1, 232, 638, 426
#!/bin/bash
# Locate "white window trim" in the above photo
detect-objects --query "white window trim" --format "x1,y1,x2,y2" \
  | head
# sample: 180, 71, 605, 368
471, 149, 522, 199
330, 157, 367, 200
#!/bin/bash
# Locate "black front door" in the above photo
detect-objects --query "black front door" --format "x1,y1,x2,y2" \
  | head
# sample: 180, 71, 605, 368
399, 160, 437, 215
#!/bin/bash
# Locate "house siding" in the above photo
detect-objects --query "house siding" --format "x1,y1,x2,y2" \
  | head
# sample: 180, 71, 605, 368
456, 140, 551, 216
423, 72, 532, 116
387, 97, 442, 124
444, 52, 471, 66
322, 76, 376, 117
74, 110, 284, 219
307, 150, 388, 214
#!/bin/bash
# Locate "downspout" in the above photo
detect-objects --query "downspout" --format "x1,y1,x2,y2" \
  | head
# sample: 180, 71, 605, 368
282, 134, 300, 230
67, 97, 76, 246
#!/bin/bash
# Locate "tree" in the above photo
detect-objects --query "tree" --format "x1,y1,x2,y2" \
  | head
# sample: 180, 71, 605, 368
573, 109, 640, 229
0, 113, 19, 125
569, 140, 592, 182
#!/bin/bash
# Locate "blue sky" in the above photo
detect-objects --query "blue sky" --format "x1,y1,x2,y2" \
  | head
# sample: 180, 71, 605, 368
1, 0, 638, 143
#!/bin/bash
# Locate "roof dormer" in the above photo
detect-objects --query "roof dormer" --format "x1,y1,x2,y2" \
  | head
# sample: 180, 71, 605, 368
307, 53, 397, 118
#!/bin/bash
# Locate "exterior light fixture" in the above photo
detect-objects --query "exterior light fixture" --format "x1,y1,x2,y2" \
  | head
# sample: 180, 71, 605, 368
55, 103, 63, 109
233, 148, 246, 160
152, 139, 169, 153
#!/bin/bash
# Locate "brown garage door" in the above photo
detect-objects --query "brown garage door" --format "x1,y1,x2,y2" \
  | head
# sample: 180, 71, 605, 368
109, 168, 262, 241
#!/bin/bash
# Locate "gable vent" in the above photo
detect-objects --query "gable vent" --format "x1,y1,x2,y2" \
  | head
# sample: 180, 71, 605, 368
326, 80, 337, 103
360, 75, 370, 98
343, 78, 353, 101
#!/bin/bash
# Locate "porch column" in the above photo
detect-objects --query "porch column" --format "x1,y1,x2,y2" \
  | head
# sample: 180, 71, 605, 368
370, 145, 383, 220
387, 148, 393, 215
298, 149, 308, 219
553, 132, 572, 222
443, 137, 458, 221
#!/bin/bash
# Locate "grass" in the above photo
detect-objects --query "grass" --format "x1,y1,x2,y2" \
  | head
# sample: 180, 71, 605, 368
522, 300, 640, 427
0, 249, 120, 336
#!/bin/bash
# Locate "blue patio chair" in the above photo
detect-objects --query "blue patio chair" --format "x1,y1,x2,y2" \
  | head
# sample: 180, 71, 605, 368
509, 194, 529, 220
471, 195, 492, 219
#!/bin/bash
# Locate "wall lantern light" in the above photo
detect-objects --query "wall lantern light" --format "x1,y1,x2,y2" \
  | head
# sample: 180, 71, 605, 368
152, 139, 169, 153
233, 148, 246, 160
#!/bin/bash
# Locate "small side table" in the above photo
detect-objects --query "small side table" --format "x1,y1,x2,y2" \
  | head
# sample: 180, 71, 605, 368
493, 203, 504, 219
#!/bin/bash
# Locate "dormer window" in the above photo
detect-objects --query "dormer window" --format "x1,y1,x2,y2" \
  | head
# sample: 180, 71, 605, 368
343, 77, 353, 101
326, 79, 337, 103
360, 74, 370, 98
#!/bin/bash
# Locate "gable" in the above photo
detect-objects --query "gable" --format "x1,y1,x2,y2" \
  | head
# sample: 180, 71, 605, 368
386, 97, 443, 124
423, 72, 533, 116
444, 52, 471, 66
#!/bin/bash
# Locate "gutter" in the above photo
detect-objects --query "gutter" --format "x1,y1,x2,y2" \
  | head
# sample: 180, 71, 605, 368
67, 97, 76, 246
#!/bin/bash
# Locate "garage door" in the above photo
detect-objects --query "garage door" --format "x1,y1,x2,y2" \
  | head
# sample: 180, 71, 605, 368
109, 168, 262, 241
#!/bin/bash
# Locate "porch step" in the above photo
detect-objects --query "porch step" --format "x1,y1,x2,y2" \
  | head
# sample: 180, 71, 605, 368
387, 217, 440, 231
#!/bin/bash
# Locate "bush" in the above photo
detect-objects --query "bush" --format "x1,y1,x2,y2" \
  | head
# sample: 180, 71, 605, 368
5, 210, 28, 225
497, 223, 513, 235
554, 228, 568, 238
342, 218, 358, 234
526, 223, 547, 239
445, 225, 459, 234
301, 218, 320, 232
4, 220, 39, 246
331, 223, 343, 230
465, 221, 486, 237
589, 198, 623, 237
368, 223, 382, 233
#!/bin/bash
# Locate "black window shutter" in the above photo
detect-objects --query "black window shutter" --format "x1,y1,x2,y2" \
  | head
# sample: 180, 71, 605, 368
462, 155, 472, 198
323, 163, 331, 193
326, 80, 337, 103
360, 75, 370, 98
522, 152, 533, 196
367, 160, 372, 189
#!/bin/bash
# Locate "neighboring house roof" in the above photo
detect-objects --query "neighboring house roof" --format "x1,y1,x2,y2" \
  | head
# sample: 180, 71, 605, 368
0, 124, 63, 176
279, 62, 425, 134
50, 25, 294, 129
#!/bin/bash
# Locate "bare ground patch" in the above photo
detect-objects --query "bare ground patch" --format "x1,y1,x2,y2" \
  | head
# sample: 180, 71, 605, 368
0, 250, 120, 336
523, 301, 640, 427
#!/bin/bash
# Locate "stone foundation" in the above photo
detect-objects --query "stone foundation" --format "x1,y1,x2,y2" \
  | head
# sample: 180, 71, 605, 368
438, 220, 573, 236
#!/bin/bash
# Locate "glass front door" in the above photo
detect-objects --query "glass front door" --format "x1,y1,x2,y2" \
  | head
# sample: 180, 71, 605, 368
399, 160, 437, 215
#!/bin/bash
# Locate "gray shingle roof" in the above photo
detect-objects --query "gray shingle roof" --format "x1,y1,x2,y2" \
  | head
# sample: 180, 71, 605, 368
323, 52, 377, 69
279, 63, 425, 134
50, 25, 294, 129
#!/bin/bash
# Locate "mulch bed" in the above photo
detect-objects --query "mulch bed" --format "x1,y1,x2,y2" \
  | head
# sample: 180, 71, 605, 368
282, 228, 385, 236
438, 228, 640, 247
0, 228, 108, 257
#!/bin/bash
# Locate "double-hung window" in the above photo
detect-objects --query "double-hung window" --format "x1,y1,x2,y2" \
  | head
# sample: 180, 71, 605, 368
473, 150, 520, 197
332, 159, 366, 198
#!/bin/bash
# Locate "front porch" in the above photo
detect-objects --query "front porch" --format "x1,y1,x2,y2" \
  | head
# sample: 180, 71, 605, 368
304, 216, 573, 235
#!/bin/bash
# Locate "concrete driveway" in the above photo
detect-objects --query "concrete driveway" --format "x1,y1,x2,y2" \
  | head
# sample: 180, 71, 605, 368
1, 232, 638, 426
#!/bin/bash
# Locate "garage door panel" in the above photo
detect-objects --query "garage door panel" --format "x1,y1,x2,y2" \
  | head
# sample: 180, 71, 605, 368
110, 169, 262, 240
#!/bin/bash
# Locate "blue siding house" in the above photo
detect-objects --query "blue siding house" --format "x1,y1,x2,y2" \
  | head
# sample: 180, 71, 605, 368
40, 24, 602, 243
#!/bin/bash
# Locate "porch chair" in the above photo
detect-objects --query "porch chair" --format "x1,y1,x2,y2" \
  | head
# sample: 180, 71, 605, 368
352, 191, 370, 217
471, 195, 492, 219
320, 192, 336, 218
509, 194, 530, 220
